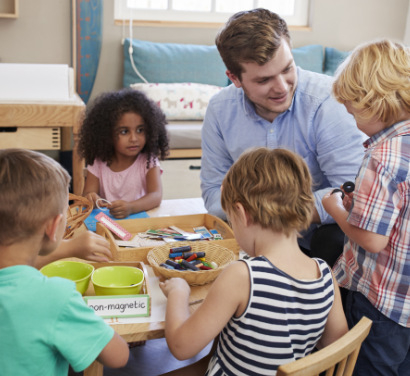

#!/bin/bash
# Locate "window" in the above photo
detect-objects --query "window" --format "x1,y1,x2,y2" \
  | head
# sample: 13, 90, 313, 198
114, 0, 310, 28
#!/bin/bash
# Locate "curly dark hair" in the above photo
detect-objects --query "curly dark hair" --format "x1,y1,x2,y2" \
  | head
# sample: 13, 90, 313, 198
78, 89, 169, 168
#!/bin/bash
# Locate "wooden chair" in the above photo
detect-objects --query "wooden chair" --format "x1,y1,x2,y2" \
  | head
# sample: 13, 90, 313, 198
277, 316, 372, 376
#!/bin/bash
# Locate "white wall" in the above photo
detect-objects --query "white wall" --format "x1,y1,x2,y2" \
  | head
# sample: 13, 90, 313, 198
404, 0, 410, 43
0, 0, 408, 101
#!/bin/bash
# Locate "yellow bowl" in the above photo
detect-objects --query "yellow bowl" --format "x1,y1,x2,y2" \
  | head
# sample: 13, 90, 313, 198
91, 266, 144, 296
40, 261, 94, 295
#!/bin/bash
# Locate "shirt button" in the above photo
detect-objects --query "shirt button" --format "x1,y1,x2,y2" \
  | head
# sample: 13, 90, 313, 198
270, 129, 273, 133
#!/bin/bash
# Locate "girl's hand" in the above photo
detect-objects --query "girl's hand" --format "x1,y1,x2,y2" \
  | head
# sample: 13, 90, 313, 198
159, 278, 190, 298
108, 200, 133, 219
85, 192, 101, 207
322, 189, 346, 216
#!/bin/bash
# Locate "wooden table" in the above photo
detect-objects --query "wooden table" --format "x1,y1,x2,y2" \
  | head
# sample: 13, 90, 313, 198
84, 198, 234, 376
0, 95, 86, 195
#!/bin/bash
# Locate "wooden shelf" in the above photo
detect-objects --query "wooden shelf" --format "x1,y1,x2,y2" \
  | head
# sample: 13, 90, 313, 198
0, 0, 18, 18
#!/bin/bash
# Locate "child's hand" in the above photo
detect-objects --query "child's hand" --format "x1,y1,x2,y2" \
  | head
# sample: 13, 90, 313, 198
108, 200, 133, 219
341, 185, 354, 212
159, 278, 190, 298
322, 189, 346, 216
85, 192, 101, 208
69, 231, 112, 262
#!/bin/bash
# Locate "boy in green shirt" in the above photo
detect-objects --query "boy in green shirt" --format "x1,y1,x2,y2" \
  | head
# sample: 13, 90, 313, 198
0, 149, 129, 375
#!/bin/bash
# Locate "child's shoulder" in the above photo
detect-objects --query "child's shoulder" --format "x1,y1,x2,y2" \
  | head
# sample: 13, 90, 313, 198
371, 131, 410, 180
1, 265, 80, 321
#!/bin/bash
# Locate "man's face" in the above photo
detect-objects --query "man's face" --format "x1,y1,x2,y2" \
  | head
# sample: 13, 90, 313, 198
228, 38, 297, 122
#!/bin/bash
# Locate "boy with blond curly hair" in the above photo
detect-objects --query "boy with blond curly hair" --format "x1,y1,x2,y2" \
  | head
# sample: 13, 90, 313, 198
323, 39, 410, 375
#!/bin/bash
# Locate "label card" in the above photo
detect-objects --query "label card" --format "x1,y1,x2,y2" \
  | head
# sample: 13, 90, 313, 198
84, 295, 150, 318
95, 212, 132, 241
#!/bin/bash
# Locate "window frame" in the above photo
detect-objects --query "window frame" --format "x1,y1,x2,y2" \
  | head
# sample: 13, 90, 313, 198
114, 0, 311, 29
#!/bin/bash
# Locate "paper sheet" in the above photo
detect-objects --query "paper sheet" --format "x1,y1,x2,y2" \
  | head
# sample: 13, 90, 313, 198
0, 63, 70, 102
103, 266, 167, 325
84, 208, 149, 232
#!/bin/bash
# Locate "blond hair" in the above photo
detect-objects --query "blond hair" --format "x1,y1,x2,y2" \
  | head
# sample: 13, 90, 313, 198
221, 148, 314, 237
216, 8, 291, 79
0, 149, 71, 246
333, 39, 410, 124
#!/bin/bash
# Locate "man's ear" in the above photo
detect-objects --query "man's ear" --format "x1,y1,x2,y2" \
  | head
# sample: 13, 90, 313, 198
226, 70, 242, 88
235, 202, 251, 227
44, 214, 63, 243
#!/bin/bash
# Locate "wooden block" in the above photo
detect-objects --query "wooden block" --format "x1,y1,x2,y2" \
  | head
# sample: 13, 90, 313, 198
167, 149, 202, 159
82, 261, 152, 316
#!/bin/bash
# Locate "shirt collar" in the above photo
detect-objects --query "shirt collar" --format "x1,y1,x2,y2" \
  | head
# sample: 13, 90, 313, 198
364, 120, 410, 150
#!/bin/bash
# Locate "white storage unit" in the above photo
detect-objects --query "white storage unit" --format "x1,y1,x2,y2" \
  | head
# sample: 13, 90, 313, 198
161, 159, 202, 199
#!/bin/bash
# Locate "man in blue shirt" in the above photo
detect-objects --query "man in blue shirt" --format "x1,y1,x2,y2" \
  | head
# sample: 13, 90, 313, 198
200, 9, 365, 266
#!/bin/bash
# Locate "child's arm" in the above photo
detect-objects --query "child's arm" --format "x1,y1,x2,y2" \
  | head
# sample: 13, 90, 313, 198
82, 170, 102, 207
322, 191, 389, 253
315, 273, 349, 349
108, 166, 162, 218
96, 332, 129, 368
159, 261, 250, 360
35, 231, 112, 269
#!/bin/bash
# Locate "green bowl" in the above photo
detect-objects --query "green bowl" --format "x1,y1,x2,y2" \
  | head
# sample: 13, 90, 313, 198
91, 266, 144, 296
40, 261, 94, 295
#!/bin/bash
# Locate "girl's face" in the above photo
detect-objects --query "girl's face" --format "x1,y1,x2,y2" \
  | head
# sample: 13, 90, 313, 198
113, 112, 146, 159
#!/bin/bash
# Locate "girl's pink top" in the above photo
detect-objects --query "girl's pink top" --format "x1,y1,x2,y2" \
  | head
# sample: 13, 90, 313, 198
87, 153, 162, 203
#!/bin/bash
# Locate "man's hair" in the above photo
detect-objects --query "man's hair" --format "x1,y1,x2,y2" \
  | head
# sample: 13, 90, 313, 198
221, 148, 314, 237
333, 39, 410, 124
215, 8, 291, 79
0, 149, 71, 246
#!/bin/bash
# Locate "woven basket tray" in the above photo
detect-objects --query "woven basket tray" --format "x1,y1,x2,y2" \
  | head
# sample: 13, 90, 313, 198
147, 241, 236, 286
64, 194, 93, 239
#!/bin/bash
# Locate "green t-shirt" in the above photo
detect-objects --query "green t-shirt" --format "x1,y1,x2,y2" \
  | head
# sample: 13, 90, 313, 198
0, 265, 114, 375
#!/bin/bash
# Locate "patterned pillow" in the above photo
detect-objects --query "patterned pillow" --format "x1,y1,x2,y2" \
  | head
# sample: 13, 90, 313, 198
130, 82, 222, 120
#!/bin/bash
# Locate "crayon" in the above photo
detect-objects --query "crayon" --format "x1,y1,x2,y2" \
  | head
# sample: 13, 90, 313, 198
181, 260, 199, 271
170, 245, 192, 253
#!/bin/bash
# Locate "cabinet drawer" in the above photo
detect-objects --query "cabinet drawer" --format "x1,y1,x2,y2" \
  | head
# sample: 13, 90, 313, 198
161, 159, 202, 199
0, 127, 60, 150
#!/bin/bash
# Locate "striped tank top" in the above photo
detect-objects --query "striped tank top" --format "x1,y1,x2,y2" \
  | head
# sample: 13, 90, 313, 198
205, 256, 334, 376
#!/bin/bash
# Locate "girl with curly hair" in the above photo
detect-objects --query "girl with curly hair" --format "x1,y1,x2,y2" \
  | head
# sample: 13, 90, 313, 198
78, 89, 169, 218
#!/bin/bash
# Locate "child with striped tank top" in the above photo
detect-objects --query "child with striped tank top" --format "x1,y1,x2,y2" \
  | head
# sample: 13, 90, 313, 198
160, 147, 348, 376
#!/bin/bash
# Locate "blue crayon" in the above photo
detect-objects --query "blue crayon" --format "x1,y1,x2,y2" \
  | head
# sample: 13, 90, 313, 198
160, 263, 174, 270
166, 259, 182, 270
181, 260, 199, 271
169, 252, 183, 258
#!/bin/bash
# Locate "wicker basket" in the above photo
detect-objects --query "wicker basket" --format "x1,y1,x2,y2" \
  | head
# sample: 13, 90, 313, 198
147, 241, 236, 286
64, 194, 93, 239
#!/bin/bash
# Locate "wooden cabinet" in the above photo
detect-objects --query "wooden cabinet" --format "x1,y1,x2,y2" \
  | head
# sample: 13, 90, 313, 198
161, 159, 202, 199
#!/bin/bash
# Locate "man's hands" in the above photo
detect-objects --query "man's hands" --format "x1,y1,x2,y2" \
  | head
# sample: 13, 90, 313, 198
108, 200, 133, 219
159, 278, 191, 298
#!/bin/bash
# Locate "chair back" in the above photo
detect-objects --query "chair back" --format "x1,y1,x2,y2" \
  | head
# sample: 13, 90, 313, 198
276, 316, 372, 376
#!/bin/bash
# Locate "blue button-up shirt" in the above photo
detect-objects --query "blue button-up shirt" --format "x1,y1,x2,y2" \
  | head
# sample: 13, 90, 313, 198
201, 67, 366, 226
